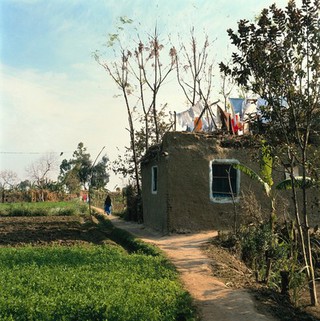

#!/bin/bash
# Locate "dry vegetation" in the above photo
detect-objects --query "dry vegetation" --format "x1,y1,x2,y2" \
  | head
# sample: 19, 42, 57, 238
203, 237, 320, 321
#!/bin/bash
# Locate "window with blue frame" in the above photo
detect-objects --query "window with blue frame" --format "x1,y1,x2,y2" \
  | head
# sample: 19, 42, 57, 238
210, 160, 240, 202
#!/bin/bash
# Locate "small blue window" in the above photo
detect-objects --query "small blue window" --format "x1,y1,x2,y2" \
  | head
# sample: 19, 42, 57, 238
151, 166, 158, 194
210, 159, 240, 203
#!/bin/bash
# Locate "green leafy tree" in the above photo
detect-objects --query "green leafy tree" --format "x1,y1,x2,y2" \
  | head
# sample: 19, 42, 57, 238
221, 0, 320, 305
59, 143, 109, 193
90, 155, 109, 189
17, 180, 32, 191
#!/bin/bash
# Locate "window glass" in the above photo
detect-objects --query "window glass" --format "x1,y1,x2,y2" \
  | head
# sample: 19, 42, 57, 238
210, 160, 240, 202
152, 166, 158, 194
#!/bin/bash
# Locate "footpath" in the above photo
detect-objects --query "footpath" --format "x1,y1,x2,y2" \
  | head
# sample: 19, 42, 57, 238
103, 211, 278, 321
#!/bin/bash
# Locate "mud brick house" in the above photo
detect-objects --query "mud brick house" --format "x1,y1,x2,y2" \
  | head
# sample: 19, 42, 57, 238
141, 131, 266, 233
141, 131, 298, 234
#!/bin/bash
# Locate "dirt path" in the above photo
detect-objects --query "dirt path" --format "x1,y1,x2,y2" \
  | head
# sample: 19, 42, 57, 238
104, 213, 278, 321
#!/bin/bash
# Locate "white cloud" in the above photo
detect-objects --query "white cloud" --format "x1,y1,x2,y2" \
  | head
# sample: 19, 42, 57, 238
0, 63, 129, 186
1, 0, 302, 188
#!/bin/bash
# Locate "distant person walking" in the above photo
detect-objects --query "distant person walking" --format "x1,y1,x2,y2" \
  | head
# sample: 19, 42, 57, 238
104, 195, 112, 215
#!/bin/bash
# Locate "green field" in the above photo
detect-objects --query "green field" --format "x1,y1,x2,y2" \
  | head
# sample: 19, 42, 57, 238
0, 202, 196, 321
0, 201, 89, 217
0, 245, 195, 321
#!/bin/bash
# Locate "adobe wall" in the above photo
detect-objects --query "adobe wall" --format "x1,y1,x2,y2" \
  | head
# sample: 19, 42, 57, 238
141, 131, 320, 233
141, 153, 169, 233
161, 132, 272, 232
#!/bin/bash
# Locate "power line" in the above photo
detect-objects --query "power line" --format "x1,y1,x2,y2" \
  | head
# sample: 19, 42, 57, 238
0, 151, 68, 156
0, 151, 43, 155
0, 148, 107, 155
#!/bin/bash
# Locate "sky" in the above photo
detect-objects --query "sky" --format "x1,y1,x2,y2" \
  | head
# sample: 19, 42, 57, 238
0, 0, 292, 189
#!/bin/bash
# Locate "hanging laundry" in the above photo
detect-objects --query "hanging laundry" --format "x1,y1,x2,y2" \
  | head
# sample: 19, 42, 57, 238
194, 117, 203, 132
242, 99, 257, 121
176, 101, 218, 132
229, 98, 245, 118
217, 105, 234, 134
176, 109, 193, 131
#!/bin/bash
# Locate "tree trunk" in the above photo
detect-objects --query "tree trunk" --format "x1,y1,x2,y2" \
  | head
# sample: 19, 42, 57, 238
280, 270, 290, 296
123, 88, 141, 195
302, 140, 318, 305
304, 227, 318, 306
265, 258, 272, 285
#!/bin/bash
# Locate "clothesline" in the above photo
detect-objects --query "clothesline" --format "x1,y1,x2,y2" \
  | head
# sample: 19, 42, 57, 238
174, 97, 270, 134
175, 101, 221, 132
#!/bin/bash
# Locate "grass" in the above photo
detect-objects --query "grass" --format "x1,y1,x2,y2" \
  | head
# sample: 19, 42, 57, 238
0, 200, 89, 217
0, 245, 195, 321
94, 212, 163, 257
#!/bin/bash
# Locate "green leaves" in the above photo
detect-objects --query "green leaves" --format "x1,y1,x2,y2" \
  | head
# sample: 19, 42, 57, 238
222, 0, 320, 134
0, 245, 195, 321
119, 16, 133, 25
233, 163, 271, 196
275, 176, 316, 190
59, 142, 109, 191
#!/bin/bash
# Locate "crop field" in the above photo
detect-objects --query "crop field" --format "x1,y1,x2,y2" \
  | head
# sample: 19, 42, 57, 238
0, 202, 196, 321
0, 201, 89, 217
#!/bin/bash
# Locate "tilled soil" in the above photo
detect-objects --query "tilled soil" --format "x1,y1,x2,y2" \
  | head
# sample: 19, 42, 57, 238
0, 215, 110, 246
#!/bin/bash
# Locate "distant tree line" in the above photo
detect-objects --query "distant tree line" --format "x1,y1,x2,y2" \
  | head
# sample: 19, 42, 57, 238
0, 142, 110, 203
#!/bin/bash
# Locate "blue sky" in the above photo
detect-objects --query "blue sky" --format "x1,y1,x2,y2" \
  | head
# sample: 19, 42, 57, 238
0, 0, 291, 188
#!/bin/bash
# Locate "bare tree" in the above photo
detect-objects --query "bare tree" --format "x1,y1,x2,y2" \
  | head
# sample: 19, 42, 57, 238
175, 28, 217, 117
0, 170, 18, 203
95, 22, 176, 197
26, 152, 58, 201
132, 28, 176, 144
95, 48, 141, 194
219, 60, 235, 112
